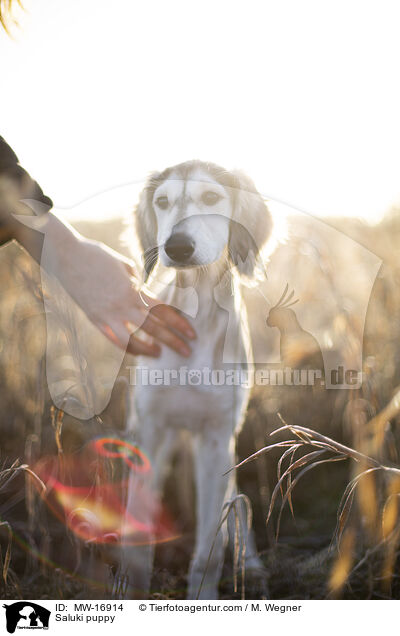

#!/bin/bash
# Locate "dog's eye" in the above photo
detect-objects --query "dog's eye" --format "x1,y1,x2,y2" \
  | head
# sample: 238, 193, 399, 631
201, 191, 221, 206
155, 196, 169, 209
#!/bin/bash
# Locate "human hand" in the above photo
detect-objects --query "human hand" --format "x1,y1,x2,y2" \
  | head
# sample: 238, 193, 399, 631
47, 229, 197, 357
10, 206, 196, 357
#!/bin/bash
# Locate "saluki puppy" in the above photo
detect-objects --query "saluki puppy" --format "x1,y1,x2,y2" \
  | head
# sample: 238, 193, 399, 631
122, 160, 272, 599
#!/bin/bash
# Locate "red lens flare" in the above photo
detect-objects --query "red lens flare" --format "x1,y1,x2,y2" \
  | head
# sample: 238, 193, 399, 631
32, 440, 177, 546
91, 437, 151, 473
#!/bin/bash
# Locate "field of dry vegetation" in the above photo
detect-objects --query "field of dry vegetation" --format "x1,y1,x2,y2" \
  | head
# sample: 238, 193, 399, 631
1, 209, 400, 600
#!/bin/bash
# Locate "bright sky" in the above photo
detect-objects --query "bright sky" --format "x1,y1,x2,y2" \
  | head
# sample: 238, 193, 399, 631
1, 0, 400, 222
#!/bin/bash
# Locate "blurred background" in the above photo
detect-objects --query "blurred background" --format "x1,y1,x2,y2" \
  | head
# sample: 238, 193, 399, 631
1, 0, 400, 600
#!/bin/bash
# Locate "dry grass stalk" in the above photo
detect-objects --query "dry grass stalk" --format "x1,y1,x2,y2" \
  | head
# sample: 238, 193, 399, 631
232, 418, 400, 595
197, 493, 252, 600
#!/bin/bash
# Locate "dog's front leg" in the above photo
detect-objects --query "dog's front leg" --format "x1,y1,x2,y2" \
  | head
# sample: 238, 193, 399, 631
188, 424, 235, 600
120, 423, 177, 599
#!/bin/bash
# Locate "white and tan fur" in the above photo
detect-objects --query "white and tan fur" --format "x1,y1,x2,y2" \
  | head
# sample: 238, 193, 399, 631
122, 160, 272, 599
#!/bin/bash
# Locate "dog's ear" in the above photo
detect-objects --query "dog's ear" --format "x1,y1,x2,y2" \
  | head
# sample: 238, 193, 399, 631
134, 172, 160, 282
228, 170, 272, 285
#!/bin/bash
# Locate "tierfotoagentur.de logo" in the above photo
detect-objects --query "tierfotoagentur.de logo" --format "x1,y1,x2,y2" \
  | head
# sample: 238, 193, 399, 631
3, 603, 50, 634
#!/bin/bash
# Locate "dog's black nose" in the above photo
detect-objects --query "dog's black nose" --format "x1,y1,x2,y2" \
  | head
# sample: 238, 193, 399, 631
165, 233, 195, 262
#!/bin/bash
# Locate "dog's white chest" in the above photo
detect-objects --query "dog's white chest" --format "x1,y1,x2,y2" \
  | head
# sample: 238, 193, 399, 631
130, 279, 250, 433
133, 336, 248, 433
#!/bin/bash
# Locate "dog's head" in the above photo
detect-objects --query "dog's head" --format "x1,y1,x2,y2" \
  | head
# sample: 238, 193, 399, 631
134, 160, 272, 285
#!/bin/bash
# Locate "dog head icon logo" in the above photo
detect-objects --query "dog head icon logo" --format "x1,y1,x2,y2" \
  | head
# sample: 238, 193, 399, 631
3, 602, 50, 633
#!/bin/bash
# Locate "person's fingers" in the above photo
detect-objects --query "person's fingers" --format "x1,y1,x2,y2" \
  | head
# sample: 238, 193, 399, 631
99, 320, 162, 357
99, 321, 130, 350
130, 284, 196, 340
148, 303, 196, 340
135, 311, 192, 357
134, 292, 196, 340
126, 334, 161, 357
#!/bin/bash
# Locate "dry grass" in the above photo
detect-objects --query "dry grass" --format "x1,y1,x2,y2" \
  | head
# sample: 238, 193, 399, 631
1, 210, 400, 598
232, 417, 400, 597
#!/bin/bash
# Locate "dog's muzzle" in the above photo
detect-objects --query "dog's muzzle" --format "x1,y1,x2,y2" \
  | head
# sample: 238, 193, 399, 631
164, 233, 195, 263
